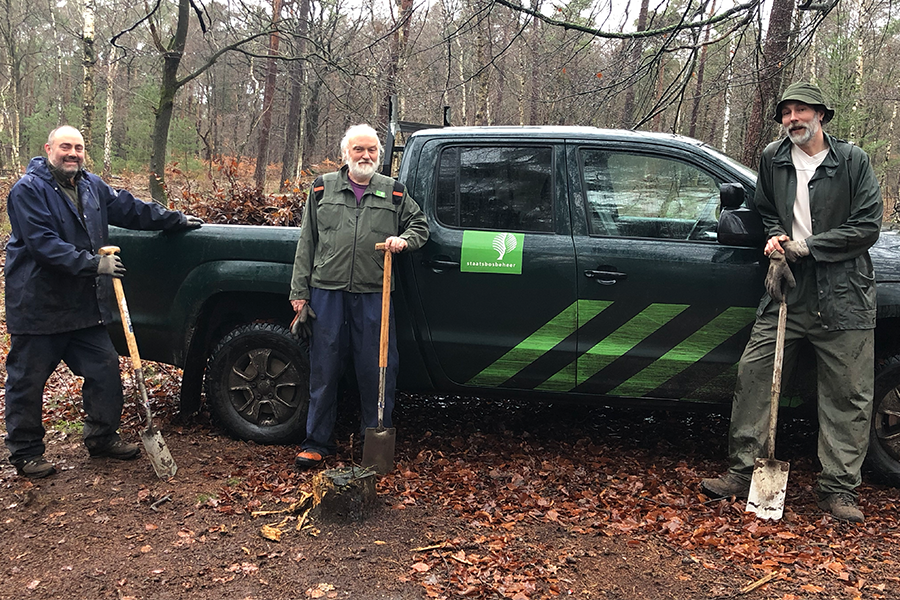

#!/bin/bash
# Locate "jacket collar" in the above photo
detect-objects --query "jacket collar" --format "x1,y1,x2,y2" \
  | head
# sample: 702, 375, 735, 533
27, 156, 88, 186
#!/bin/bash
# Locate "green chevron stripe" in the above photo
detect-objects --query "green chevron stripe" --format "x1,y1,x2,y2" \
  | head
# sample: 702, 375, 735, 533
532, 299, 613, 390
539, 303, 688, 392
469, 300, 611, 388
609, 306, 757, 397
536, 360, 578, 391
577, 303, 688, 387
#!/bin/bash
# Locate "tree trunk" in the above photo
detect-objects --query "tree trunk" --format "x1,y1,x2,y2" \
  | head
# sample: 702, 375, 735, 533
82, 0, 96, 166
280, 0, 309, 190
149, 0, 190, 204
720, 36, 736, 153
473, 0, 489, 125
253, 0, 283, 191
301, 76, 322, 167
377, 0, 413, 128
741, 0, 794, 166
688, 1, 715, 139
1, 0, 21, 169
103, 56, 116, 179
49, 0, 64, 125
621, 0, 649, 128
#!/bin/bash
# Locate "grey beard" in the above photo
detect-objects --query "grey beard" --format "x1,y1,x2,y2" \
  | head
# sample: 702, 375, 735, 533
349, 161, 377, 180
784, 120, 819, 146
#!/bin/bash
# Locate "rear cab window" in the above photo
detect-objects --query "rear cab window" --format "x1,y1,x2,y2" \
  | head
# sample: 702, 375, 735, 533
436, 146, 555, 233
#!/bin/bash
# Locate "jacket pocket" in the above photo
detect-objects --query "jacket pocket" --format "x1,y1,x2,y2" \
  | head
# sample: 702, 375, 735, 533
365, 201, 399, 238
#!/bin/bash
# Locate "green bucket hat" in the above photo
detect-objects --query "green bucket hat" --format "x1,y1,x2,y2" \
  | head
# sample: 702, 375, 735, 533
773, 82, 835, 123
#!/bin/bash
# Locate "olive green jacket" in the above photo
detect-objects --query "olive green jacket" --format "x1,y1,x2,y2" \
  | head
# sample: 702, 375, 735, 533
290, 166, 429, 300
754, 133, 883, 330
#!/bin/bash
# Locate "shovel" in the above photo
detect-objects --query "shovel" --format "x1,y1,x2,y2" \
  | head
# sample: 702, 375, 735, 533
746, 298, 789, 520
361, 242, 396, 475
99, 246, 178, 479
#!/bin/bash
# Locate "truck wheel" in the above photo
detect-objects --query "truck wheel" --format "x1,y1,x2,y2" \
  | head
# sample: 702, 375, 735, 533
206, 323, 309, 444
868, 355, 900, 486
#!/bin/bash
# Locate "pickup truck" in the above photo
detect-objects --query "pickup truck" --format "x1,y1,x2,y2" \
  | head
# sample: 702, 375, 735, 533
108, 126, 900, 485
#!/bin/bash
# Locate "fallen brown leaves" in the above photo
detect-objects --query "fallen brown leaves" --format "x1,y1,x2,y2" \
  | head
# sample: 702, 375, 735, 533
364, 422, 900, 600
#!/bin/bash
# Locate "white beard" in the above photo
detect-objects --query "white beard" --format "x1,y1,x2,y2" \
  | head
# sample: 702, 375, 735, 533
349, 159, 378, 180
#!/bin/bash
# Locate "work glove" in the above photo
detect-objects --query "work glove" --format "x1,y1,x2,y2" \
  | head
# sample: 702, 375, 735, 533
782, 239, 810, 263
180, 214, 204, 229
764, 250, 795, 303
290, 304, 317, 339
97, 254, 126, 278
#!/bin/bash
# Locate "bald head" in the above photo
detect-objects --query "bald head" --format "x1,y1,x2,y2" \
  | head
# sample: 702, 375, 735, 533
45, 126, 85, 180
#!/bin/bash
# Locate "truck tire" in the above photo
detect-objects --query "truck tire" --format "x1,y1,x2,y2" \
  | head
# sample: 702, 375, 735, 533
868, 355, 900, 486
206, 323, 309, 444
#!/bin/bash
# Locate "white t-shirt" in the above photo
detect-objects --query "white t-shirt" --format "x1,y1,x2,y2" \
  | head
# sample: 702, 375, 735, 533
791, 144, 828, 241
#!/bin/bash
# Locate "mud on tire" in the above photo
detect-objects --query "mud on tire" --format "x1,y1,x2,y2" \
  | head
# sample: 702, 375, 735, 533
206, 323, 309, 444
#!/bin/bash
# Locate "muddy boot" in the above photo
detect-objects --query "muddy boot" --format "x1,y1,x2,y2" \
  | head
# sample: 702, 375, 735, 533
700, 473, 750, 499
817, 493, 864, 523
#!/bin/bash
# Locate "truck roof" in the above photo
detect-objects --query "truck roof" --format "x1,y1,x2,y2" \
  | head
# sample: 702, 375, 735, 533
408, 125, 706, 146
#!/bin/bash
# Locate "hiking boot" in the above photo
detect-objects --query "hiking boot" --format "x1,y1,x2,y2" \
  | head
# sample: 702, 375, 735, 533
294, 450, 324, 469
700, 473, 751, 499
88, 439, 141, 460
13, 457, 56, 479
817, 493, 864, 523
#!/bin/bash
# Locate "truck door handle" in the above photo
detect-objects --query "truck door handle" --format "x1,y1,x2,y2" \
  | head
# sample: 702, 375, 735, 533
423, 256, 460, 271
584, 269, 627, 285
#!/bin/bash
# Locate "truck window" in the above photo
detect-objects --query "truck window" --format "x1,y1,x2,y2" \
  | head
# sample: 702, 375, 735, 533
580, 148, 720, 241
436, 146, 554, 232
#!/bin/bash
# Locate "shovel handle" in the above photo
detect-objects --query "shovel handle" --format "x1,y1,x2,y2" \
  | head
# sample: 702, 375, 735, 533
375, 243, 392, 370
99, 246, 142, 371
767, 299, 788, 459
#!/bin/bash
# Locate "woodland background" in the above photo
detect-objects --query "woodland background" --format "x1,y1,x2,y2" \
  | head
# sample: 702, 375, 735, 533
0, 0, 898, 209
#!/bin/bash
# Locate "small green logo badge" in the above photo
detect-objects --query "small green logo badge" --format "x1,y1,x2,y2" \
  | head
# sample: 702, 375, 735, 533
374, 190, 386, 198
461, 231, 524, 274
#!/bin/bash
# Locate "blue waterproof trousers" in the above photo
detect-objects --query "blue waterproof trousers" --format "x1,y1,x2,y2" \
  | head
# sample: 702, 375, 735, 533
302, 288, 399, 456
4, 325, 125, 464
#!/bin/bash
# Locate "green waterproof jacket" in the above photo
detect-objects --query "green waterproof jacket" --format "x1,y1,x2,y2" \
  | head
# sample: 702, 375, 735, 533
290, 166, 429, 299
754, 133, 883, 330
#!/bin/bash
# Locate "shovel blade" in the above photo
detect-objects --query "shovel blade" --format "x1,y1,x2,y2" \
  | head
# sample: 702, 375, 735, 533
361, 426, 396, 475
746, 457, 789, 520
141, 427, 177, 479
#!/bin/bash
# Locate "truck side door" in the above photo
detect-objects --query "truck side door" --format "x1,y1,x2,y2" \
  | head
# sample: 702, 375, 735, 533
563, 142, 766, 405
407, 140, 578, 391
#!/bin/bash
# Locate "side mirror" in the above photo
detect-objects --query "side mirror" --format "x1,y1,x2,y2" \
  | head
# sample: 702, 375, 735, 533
719, 183, 745, 210
717, 183, 765, 247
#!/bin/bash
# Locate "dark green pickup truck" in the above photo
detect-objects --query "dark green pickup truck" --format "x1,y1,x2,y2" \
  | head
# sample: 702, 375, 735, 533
109, 126, 900, 485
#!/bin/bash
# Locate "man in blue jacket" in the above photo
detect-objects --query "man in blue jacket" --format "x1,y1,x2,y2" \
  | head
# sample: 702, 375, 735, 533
4, 125, 202, 478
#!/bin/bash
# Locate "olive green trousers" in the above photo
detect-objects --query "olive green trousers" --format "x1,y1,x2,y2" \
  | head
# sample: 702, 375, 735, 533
726, 265, 874, 498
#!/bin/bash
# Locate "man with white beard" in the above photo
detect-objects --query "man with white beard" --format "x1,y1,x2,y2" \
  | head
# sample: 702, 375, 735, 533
289, 124, 429, 469
701, 83, 883, 523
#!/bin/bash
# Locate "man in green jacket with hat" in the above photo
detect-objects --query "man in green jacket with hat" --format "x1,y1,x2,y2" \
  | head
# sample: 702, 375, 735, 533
701, 82, 883, 523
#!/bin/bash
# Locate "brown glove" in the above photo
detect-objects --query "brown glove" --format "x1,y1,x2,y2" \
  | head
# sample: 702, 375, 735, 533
764, 250, 795, 302
782, 239, 810, 262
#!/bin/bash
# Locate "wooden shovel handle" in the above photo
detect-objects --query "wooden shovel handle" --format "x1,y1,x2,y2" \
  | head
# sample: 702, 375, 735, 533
766, 299, 788, 459
99, 245, 142, 371
375, 243, 392, 369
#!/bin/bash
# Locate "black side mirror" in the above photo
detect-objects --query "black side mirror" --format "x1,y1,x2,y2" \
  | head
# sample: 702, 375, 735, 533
719, 183, 745, 210
717, 183, 765, 247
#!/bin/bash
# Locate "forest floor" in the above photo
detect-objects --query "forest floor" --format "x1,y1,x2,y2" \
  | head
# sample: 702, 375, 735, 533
0, 383, 898, 600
